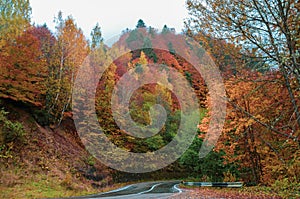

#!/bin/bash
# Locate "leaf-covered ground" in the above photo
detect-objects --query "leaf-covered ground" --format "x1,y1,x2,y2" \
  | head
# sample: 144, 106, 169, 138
172, 187, 284, 199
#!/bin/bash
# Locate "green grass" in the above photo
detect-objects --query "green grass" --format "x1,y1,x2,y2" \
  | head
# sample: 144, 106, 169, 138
0, 173, 134, 199
1, 177, 90, 199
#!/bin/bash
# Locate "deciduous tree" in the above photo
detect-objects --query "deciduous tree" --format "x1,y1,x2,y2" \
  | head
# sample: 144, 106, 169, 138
0, 0, 31, 48
186, 0, 300, 126
47, 12, 89, 125
0, 28, 47, 106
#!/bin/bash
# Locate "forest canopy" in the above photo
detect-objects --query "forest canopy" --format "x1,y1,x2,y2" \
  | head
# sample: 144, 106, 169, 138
0, 0, 299, 195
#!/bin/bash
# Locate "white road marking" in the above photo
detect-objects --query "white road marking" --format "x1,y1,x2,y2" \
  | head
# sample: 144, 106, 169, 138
137, 183, 163, 194
99, 185, 133, 194
83, 181, 184, 198
173, 184, 183, 193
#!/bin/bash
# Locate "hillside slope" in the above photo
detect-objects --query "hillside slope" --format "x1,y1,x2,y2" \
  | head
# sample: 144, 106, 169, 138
0, 100, 112, 198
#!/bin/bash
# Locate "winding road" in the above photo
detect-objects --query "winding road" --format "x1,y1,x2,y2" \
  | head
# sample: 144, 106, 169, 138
74, 181, 184, 199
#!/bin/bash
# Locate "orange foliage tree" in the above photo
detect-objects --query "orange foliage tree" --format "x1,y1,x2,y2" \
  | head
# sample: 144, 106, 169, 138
199, 70, 299, 184
0, 28, 47, 106
47, 12, 89, 125
188, 0, 299, 186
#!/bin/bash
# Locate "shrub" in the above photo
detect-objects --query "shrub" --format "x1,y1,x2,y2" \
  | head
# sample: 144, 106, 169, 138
272, 178, 300, 198
223, 170, 236, 182
32, 109, 51, 126
85, 155, 95, 166
0, 109, 25, 144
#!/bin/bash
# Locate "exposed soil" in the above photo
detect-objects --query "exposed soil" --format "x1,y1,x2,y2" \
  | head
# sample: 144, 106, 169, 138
0, 102, 113, 197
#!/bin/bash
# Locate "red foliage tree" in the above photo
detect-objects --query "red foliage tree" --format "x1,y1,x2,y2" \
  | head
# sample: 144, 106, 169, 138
0, 28, 47, 106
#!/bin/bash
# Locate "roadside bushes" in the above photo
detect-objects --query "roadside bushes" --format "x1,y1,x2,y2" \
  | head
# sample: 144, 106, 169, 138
179, 133, 240, 182
0, 108, 25, 144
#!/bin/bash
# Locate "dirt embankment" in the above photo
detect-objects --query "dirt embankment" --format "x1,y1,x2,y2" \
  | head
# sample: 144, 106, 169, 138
0, 101, 112, 197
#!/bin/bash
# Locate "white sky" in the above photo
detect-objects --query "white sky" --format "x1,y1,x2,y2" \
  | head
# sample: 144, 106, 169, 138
29, 0, 189, 43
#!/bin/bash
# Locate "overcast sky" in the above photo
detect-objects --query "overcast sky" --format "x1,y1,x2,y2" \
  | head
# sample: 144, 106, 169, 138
30, 0, 189, 44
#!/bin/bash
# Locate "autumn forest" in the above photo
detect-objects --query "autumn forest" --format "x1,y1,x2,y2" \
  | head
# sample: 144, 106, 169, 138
0, 0, 299, 198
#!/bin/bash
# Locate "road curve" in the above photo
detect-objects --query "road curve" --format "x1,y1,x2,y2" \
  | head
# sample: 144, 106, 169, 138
72, 181, 183, 199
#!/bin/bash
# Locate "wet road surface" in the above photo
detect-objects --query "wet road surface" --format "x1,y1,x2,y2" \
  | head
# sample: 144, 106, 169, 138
73, 181, 183, 199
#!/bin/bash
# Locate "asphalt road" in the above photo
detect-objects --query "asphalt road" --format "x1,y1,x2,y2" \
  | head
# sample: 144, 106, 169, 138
73, 181, 183, 199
